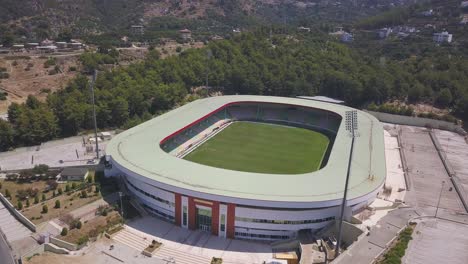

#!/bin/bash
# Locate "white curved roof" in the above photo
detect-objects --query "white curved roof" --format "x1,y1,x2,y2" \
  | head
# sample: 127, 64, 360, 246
106, 95, 386, 205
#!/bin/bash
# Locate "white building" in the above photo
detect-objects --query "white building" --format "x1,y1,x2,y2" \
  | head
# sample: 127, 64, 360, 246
433, 31, 453, 43
378, 28, 392, 39
341, 32, 354, 43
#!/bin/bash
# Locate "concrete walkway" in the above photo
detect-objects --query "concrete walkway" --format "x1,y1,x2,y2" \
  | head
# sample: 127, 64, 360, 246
0, 203, 31, 242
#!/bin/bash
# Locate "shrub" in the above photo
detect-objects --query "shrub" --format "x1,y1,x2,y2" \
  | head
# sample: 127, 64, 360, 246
58, 187, 63, 195
176, 46, 182, 53
55, 200, 61, 208
95, 186, 100, 194
5, 189, 11, 198
34, 195, 39, 204
26, 199, 30, 207
71, 182, 77, 189
65, 184, 71, 192
17, 201, 23, 210
61, 227, 68, 236
77, 235, 88, 246
41, 193, 46, 202
87, 176, 93, 183
42, 205, 48, 214
69, 66, 77, 72
80, 190, 87, 198
76, 221, 82, 229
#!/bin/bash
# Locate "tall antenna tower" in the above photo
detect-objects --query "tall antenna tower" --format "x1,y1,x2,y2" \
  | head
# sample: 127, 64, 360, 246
90, 70, 99, 160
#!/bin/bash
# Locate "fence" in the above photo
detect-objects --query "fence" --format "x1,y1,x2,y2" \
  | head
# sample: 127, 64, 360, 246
365, 111, 466, 135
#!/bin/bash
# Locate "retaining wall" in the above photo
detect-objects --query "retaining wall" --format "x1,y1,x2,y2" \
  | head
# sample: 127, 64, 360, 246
50, 236, 78, 251
0, 193, 36, 232
365, 111, 466, 135
44, 243, 69, 254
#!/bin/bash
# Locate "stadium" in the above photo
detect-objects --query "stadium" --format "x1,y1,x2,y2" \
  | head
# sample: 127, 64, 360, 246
105, 95, 386, 241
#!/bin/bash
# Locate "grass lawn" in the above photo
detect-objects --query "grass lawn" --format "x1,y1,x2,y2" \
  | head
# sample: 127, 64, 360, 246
184, 122, 329, 174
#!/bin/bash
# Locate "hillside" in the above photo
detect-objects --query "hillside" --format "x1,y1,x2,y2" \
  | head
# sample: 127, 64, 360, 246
0, 0, 417, 43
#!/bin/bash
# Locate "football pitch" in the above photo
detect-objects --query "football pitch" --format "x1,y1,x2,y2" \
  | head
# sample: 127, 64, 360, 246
183, 121, 330, 174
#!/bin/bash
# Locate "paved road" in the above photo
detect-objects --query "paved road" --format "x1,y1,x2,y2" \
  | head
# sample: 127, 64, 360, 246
0, 233, 15, 264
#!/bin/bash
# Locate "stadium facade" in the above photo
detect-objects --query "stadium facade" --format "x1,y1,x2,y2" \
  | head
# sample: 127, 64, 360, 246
105, 95, 386, 241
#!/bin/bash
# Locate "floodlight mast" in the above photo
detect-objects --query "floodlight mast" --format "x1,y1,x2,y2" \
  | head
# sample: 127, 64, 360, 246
90, 70, 99, 160
335, 110, 358, 256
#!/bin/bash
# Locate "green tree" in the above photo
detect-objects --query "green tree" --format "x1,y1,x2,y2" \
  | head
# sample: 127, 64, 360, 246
58, 187, 63, 195
7, 102, 22, 125
61, 227, 68, 236
0, 119, 14, 151
436, 88, 453, 107
42, 205, 48, 214
41, 193, 46, 202
5, 189, 11, 198
65, 184, 71, 192
34, 195, 40, 204
26, 199, 30, 207
17, 201, 23, 210
55, 200, 61, 208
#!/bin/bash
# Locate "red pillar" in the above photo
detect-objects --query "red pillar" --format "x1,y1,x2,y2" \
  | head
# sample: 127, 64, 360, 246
188, 197, 196, 230
174, 193, 181, 226
226, 203, 236, 239
211, 201, 220, 236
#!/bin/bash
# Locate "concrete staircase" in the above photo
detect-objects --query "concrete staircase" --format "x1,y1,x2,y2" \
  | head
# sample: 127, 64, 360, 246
113, 228, 212, 264
0, 203, 31, 242
112, 228, 149, 252
153, 246, 211, 264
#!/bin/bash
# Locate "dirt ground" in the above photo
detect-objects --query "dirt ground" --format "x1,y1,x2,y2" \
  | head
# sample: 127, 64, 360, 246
157, 40, 205, 58
60, 211, 120, 244
0, 179, 66, 206
0, 55, 79, 113
22, 185, 101, 224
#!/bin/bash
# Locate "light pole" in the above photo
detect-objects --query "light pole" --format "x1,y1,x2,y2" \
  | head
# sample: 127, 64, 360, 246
435, 180, 445, 218
335, 110, 358, 256
118, 191, 124, 219
90, 70, 99, 160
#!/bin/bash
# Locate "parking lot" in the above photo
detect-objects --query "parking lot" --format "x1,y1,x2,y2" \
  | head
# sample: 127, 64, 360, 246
0, 134, 109, 171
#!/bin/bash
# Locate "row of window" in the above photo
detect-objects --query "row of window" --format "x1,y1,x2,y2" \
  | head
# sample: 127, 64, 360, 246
125, 178, 175, 207
143, 204, 175, 222
235, 232, 289, 240
235, 216, 335, 225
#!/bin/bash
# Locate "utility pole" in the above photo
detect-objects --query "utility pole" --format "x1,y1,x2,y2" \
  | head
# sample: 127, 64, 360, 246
90, 70, 99, 160
335, 110, 358, 256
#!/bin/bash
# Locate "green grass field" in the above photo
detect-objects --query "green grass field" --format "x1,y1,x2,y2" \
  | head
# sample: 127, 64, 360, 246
183, 122, 330, 174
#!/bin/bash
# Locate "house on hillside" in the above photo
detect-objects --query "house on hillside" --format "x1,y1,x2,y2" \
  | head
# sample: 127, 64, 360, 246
378, 28, 392, 39
341, 32, 354, 43
433, 31, 453, 43
59, 167, 89, 181
179, 29, 192, 40
131, 25, 145, 35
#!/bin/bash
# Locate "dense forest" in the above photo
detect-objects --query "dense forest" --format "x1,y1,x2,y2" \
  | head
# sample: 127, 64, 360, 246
1, 31, 468, 151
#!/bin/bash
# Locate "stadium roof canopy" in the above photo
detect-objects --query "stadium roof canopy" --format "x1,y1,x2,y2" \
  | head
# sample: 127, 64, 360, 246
106, 95, 385, 205
296, 95, 345, 104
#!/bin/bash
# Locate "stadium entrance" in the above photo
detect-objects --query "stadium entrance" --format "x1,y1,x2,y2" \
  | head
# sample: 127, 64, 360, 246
196, 207, 212, 232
